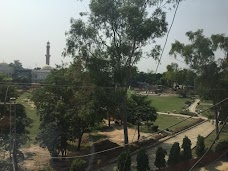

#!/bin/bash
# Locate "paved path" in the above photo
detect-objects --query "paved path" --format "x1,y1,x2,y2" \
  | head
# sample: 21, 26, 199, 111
189, 99, 200, 113
99, 121, 215, 171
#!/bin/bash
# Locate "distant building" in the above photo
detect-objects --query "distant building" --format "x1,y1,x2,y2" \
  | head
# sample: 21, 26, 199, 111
0, 42, 52, 83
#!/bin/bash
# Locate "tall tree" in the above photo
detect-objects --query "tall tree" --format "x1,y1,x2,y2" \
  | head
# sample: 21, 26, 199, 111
9, 60, 23, 70
170, 30, 228, 134
117, 151, 131, 171
127, 94, 157, 140
167, 142, 181, 166
181, 136, 192, 160
64, 0, 179, 144
32, 62, 104, 155
136, 148, 150, 171
154, 146, 167, 170
195, 135, 206, 157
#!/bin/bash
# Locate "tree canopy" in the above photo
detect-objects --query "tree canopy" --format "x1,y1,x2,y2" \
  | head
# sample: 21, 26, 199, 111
64, 0, 179, 144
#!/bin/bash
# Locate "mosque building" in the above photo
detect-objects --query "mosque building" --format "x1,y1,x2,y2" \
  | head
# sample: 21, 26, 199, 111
0, 42, 52, 83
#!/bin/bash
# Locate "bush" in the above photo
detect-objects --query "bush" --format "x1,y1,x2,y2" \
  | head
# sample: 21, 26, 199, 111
168, 142, 181, 166
70, 158, 86, 171
145, 122, 153, 129
195, 135, 206, 157
117, 151, 131, 171
151, 125, 158, 132
154, 147, 167, 169
136, 148, 150, 171
181, 136, 192, 160
185, 100, 191, 105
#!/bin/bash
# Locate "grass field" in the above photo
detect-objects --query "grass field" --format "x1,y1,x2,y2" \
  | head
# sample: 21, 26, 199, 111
139, 114, 199, 133
196, 102, 214, 118
147, 95, 191, 113
154, 114, 198, 131
17, 91, 40, 145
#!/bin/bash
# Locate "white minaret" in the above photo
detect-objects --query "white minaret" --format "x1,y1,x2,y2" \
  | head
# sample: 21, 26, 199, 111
45, 41, 51, 65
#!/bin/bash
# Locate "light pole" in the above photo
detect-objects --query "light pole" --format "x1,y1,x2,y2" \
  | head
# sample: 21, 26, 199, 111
10, 97, 17, 171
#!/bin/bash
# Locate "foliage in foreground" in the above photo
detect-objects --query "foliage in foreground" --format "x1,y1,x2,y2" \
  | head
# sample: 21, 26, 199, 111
118, 151, 132, 171
167, 142, 181, 166
195, 135, 206, 157
154, 147, 167, 169
136, 148, 150, 171
181, 136, 192, 160
70, 158, 87, 171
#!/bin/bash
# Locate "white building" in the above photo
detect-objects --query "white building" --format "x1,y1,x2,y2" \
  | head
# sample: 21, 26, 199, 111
0, 42, 52, 83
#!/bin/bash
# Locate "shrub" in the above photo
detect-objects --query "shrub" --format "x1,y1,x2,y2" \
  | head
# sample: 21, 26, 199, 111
181, 136, 192, 160
195, 135, 206, 157
185, 100, 191, 105
151, 125, 158, 132
154, 147, 167, 169
136, 148, 150, 171
168, 142, 181, 166
145, 122, 153, 129
70, 158, 86, 171
117, 151, 131, 171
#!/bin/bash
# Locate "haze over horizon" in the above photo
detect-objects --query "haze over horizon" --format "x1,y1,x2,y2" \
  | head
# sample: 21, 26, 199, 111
0, 0, 228, 73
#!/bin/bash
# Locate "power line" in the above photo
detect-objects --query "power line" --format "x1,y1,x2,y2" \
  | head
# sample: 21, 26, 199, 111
203, 150, 228, 168
155, 0, 180, 74
46, 96, 228, 159
189, 116, 228, 171
0, 82, 124, 89
1, 95, 228, 161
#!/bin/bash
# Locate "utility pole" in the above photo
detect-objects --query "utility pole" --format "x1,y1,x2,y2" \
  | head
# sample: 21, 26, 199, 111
215, 108, 221, 141
10, 97, 17, 171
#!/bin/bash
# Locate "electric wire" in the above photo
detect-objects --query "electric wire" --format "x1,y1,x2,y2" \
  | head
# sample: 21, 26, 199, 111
1, 86, 228, 161
8, 96, 227, 159
203, 150, 228, 169
189, 116, 228, 171
1, 96, 228, 160
155, 0, 180, 74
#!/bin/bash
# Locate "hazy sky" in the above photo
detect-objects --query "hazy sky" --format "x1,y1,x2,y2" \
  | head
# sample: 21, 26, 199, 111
0, 0, 227, 73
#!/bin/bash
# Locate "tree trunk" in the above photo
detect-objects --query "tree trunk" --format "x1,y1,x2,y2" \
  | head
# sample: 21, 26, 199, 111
215, 107, 219, 140
137, 121, 140, 141
108, 113, 111, 127
122, 94, 128, 145
77, 135, 83, 151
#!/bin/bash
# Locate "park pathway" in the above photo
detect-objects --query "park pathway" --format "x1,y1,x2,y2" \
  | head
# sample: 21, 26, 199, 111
189, 99, 200, 113
157, 99, 208, 120
99, 120, 214, 171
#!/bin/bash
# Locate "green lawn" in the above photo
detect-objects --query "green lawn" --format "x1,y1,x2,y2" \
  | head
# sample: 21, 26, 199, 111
147, 95, 191, 113
17, 91, 40, 145
196, 102, 214, 118
154, 114, 198, 131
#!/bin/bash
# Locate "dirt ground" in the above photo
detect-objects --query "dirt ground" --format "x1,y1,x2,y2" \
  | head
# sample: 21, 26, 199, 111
19, 145, 51, 171
18, 122, 155, 171
99, 122, 156, 145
